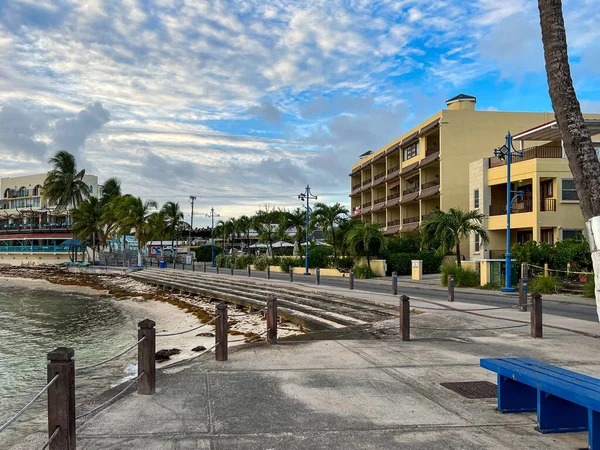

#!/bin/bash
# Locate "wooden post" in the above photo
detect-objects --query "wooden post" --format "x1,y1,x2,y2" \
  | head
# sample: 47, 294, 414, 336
267, 265, 271, 279
544, 263, 549, 277
203, 261, 207, 272
531, 293, 543, 338
392, 272, 398, 295
247, 265, 251, 277
192, 261, 195, 272
349, 270, 355, 290
215, 303, 228, 361
518, 279, 528, 312
399, 295, 410, 341
267, 296, 277, 345
316, 267, 321, 285
137, 319, 156, 395
567, 263, 571, 275
521, 262, 529, 281
289, 267, 294, 282
47, 347, 76, 450
230, 264, 234, 275
447, 275, 455, 302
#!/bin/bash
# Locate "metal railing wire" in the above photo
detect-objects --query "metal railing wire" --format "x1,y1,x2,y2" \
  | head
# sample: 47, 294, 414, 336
0, 374, 60, 434
156, 317, 217, 337
75, 337, 145, 372
41, 426, 60, 450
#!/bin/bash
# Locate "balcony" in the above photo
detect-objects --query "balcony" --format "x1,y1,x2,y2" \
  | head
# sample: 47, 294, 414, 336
352, 183, 361, 191
421, 179, 440, 190
362, 202, 372, 208
425, 147, 440, 157
374, 172, 385, 181
363, 179, 372, 186
403, 216, 420, 224
387, 192, 400, 201
489, 200, 533, 216
402, 186, 419, 196
421, 213, 435, 221
541, 198, 557, 212
374, 197, 385, 205
387, 219, 400, 226
387, 164, 400, 174
489, 145, 562, 168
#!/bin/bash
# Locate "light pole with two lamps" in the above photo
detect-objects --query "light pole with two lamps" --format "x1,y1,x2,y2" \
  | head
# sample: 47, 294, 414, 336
206, 207, 220, 267
298, 185, 317, 275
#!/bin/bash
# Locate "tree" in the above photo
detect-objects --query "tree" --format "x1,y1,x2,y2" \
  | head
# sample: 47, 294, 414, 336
161, 201, 184, 258
226, 218, 240, 257
281, 208, 306, 257
538, 0, 600, 319
312, 202, 349, 260
237, 215, 252, 254
100, 177, 122, 207
114, 196, 158, 265
147, 211, 167, 258
253, 210, 281, 256
43, 151, 90, 219
421, 208, 488, 269
215, 220, 231, 253
344, 221, 386, 270
72, 196, 102, 264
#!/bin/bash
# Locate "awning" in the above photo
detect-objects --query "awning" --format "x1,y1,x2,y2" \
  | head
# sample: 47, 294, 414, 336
386, 197, 401, 207
360, 207, 372, 215
401, 131, 419, 146
385, 169, 400, 180
361, 161, 371, 169
513, 119, 600, 142
372, 175, 386, 187
400, 192, 419, 204
384, 225, 400, 236
350, 166, 361, 175
372, 151, 386, 163
401, 222, 419, 232
387, 179, 400, 190
372, 202, 385, 212
418, 186, 440, 200
420, 118, 440, 135
417, 151, 440, 169
400, 162, 419, 176
385, 144, 399, 155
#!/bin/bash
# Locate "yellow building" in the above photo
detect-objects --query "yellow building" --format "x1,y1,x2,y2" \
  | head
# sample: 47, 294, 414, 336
349, 95, 555, 248
469, 119, 600, 260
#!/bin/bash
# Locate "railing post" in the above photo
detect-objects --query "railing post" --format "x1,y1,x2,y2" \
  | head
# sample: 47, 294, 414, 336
447, 275, 455, 302
399, 295, 410, 341
316, 267, 321, 285
289, 267, 294, 282
247, 265, 251, 277
267, 296, 277, 345
349, 270, 355, 290
47, 347, 76, 450
544, 263, 549, 277
392, 271, 398, 295
518, 279, 528, 312
230, 264, 234, 276
531, 292, 543, 338
267, 265, 271, 279
521, 262, 528, 282
215, 302, 228, 361
137, 319, 156, 395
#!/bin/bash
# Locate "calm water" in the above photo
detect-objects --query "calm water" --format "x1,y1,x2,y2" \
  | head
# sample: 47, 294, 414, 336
0, 279, 138, 448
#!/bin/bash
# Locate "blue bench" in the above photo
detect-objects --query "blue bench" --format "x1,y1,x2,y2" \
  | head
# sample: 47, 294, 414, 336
481, 357, 600, 448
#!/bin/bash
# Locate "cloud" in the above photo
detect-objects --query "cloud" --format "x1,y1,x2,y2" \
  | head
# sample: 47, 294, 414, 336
248, 101, 283, 125
0, 105, 47, 158
53, 102, 110, 152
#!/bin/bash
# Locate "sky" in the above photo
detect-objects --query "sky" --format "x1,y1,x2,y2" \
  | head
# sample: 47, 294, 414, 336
0, 0, 599, 227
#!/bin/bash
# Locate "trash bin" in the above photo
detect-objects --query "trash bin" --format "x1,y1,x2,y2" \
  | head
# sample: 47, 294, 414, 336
159, 260, 166, 269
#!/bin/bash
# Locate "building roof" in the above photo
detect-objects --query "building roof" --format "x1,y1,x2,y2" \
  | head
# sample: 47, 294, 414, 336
513, 119, 600, 142
446, 94, 476, 104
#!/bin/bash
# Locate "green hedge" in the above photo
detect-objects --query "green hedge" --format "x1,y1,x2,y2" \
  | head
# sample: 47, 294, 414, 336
194, 245, 222, 262
385, 251, 443, 275
280, 257, 303, 273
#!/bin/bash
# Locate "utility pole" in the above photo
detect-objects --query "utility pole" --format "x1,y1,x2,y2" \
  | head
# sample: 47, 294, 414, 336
189, 195, 196, 248
298, 185, 317, 275
206, 208, 220, 267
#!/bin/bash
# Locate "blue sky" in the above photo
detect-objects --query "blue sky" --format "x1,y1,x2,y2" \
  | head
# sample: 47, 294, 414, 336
0, 0, 599, 226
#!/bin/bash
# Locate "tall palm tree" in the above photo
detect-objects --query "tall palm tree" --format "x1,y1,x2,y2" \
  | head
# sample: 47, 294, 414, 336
100, 177, 122, 207
281, 208, 306, 258
421, 208, 489, 269
237, 215, 252, 254
312, 202, 349, 260
43, 151, 90, 221
226, 218, 240, 256
215, 219, 231, 254
253, 210, 281, 257
538, 0, 600, 319
147, 211, 167, 258
114, 196, 157, 265
161, 202, 184, 258
345, 221, 386, 270
72, 196, 102, 264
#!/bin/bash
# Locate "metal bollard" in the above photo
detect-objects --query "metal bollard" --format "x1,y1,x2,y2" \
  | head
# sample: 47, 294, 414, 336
47, 347, 76, 450
289, 267, 294, 282
399, 295, 410, 341
182, 262, 185, 270
216, 266, 220, 274
349, 270, 355, 290
316, 267, 321, 285
247, 265, 251, 277
267, 296, 278, 345
138, 319, 156, 395
231, 264, 234, 276
173, 260, 176, 269
192, 262, 195, 272
150, 259, 153, 267
447, 275, 455, 302
531, 292, 543, 338
267, 265, 271, 279
203, 261, 207, 273
215, 302, 228, 361
518, 279, 528, 312
392, 272, 398, 295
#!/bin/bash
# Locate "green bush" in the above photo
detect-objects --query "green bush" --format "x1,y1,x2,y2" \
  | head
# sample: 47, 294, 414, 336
280, 257, 303, 273
529, 275, 563, 294
480, 282, 501, 291
440, 264, 479, 287
354, 265, 376, 279
511, 238, 592, 273
235, 255, 254, 269
584, 277, 596, 298
253, 255, 268, 271
385, 251, 443, 276
336, 257, 355, 271
308, 245, 334, 269
194, 245, 222, 262
384, 230, 422, 254
215, 254, 231, 268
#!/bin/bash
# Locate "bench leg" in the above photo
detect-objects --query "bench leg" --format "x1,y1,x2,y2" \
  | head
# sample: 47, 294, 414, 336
497, 374, 537, 413
589, 409, 599, 449
536, 390, 587, 434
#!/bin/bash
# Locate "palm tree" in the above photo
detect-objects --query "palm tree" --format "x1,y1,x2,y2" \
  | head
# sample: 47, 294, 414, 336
312, 202, 349, 260
421, 208, 489, 269
43, 151, 90, 221
538, 0, 600, 319
253, 210, 281, 256
114, 196, 158, 265
344, 221, 386, 270
215, 219, 231, 254
161, 202, 184, 259
100, 177, 122, 207
72, 196, 102, 264
281, 208, 306, 258
147, 211, 167, 259
226, 218, 240, 257
237, 215, 252, 254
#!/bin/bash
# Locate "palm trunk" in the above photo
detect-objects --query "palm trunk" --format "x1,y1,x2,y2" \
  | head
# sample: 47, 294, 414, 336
366, 252, 371, 270
456, 242, 461, 269
538, 0, 600, 320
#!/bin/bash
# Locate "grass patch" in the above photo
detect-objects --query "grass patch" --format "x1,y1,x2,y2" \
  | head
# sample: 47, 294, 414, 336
479, 282, 501, 291
354, 265, 376, 279
440, 264, 479, 288
584, 277, 596, 298
528, 275, 563, 295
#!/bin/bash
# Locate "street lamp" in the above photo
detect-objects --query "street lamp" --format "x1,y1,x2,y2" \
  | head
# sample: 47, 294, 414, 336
493, 131, 524, 293
206, 208, 220, 267
298, 185, 317, 275
189, 195, 196, 248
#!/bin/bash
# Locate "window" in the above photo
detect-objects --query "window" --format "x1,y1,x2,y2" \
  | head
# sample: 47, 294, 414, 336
474, 234, 480, 253
561, 179, 579, 201
403, 142, 419, 161
474, 189, 480, 209
562, 229, 583, 241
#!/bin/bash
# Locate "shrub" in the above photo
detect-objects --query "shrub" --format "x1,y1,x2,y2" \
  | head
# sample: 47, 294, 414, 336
480, 282, 501, 291
385, 251, 443, 276
354, 265, 375, 279
253, 255, 268, 271
215, 254, 231, 268
308, 245, 333, 269
336, 257, 355, 271
384, 230, 422, 254
235, 255, 254, 269
280, 257, 303, 273
584, 277, 596, 299
194, 245, 222, 262
511, 238, 592, 273
440, 264, 479, 287
529, 275, 563, 294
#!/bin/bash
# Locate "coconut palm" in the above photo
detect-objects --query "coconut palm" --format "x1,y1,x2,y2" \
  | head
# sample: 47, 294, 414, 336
226, 218, 240, 256
147, 211, 168, 258
114, 196, 158, 265
215, 220, 231, 253
43, 151, 90, 219
100, 177, 122, 207
344, 222, 386, 270
161, 201, 184, 257
421, 208, 489, 269
71, 196, 102, 264
237, 215, 252, 254
253, 210, 281, 256
311, 202, 349, 260
281, 208, 306, 258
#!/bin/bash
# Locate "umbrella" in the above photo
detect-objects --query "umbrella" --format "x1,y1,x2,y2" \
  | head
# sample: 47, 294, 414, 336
249, 243, 268, 248
272, 241, 294, 248
301, 241, 332, 247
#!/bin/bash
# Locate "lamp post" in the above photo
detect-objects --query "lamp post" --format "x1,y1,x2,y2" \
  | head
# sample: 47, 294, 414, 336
206, 208, 220, 267
298, 185, 317, 275
493, 131, 524, 293
189, 195, 196, 249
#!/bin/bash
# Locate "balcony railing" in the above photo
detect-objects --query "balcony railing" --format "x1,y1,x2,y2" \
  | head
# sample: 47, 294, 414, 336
374, 197, 385, 205
421, 213, 435, 221
387, 192, 400, 201
362, 202, 372, 208
403, 216, 420, 224
541, 198, 557, 212
0, 245, 70, 253
421, 179, 440, 190
387, 219, 400, 226
363, 179, 372, 186
489, 146, 562, 168
387, 164, 400, 174
374, 172, 385, 181
352, 183, 361, 191
402, 186, 419, 196
425, 147, 439, 157
489, 200, 533, 216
